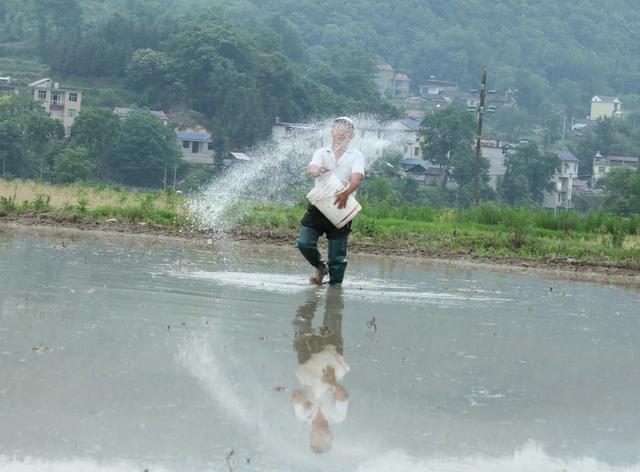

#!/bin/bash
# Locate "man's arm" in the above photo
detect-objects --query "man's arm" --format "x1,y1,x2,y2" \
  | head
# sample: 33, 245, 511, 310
334, 172, 363, 209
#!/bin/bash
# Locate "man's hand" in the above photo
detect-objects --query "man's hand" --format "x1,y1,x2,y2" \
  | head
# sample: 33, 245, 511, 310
309, 165, 329, 177
334, 172, 363, 208
334, 191, 350, 209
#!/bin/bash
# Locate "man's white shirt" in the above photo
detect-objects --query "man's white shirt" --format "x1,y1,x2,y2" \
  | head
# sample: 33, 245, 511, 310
310, 146, 365, 183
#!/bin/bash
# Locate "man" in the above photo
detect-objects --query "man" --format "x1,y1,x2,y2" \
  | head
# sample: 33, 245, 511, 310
297, 117, 364, 285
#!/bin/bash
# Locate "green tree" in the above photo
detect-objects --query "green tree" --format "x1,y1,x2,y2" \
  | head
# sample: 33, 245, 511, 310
126, 48, 183, 106
0, 118, 24, 177
70, 108, 122, 180
21, 113, 65, 179
127, 49, 175, 90
499, 143, 561, 206
571, 118, 640, 170
419, 104, 475, 191
109, 111, 180, 187
601, 168, 640, 216
53, 146, 94, 183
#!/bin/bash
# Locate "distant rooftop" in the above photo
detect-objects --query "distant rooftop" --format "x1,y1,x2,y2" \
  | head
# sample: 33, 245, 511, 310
558, 150, 579, 162
393, 73, 411, 81
114, 107, 168, 121
400, 118, 422, 131
422, 79, 457, 88
592, 95, 621, 103
375, 64, 394, 71
608, 155, 639, 163
176, 130, 211, 141
28, 78, 78, 92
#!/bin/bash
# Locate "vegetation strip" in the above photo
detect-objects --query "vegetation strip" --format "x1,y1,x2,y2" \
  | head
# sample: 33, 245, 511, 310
1, 180, 638, 271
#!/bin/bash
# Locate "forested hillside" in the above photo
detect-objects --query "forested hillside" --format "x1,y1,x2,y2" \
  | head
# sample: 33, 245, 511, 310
1, 0, 639, 145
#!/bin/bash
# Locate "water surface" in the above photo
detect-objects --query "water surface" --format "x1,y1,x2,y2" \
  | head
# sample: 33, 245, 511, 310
1, 233, 639, 471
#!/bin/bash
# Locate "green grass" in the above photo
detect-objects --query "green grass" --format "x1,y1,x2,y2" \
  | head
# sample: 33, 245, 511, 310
232, 201, 640, 265
1, 180, 639, 266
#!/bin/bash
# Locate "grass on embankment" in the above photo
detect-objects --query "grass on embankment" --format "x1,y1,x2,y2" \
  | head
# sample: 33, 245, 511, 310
0, 179, 187, 228
1, 179, 639, 266
235, 202, 640, 266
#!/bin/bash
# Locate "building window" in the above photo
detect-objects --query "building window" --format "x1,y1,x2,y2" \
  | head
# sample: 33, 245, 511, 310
67, 110, 76, 117
191, 141, 199, 153
599, 166, 606, 173
51, 93, 62, 105
207, 142, 214, 150
37, 90, 47, 100
182, 140, 189, 149
414, 147, 419, 156
68, 92, 78, 102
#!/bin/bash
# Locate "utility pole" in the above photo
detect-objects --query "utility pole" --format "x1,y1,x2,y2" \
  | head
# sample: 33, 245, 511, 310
163, 161, 168, 191
173, 165, 177, 190
472, 69, 487, 208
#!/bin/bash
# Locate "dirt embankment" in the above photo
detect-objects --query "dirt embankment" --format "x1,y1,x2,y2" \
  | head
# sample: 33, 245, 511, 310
2, 213, 640, 288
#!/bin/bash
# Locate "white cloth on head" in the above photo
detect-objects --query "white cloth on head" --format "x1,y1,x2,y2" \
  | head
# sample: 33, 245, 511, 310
293, 345, 350, 424
310, 145, 365, 184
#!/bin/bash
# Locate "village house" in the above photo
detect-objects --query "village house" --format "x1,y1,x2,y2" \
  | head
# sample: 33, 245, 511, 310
176, 128, 214, 163
419, 79, 458, 97
480, 139, 516, 190
374, 64, 411, 98
543, 150, 580, 211
29, 78, 82, 136
592, 153, 639, 185
590, 95, 623, 121
401, 159, 445, 186
113, 106, 169, 125
0, 76, 17, 95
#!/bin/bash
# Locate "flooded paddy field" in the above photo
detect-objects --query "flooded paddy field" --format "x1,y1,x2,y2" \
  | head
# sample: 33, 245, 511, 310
1, 231, 639, 472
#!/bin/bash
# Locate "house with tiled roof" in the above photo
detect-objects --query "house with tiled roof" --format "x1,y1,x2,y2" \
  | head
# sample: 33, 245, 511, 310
592, 153, 639, 185
374, 64, 411, 97
113, 107, 169, 125
175, 127, 214, 163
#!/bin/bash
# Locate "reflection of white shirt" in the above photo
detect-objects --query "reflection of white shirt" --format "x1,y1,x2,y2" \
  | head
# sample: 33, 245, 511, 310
293, 345, 350, 424
293, 386, 349, 424
310, 146, 365, 183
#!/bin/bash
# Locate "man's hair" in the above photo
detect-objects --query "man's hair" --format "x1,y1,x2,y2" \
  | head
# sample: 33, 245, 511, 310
333, 116, 354, 130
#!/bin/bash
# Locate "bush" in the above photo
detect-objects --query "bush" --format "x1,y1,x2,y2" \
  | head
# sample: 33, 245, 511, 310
502, 208, 532, 249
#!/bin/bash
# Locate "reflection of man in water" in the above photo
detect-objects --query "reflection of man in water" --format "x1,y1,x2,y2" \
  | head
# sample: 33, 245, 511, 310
291, 287, 349, 454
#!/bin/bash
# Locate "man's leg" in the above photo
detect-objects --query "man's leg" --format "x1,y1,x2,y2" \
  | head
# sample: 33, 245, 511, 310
327, 234, 348, 284
297, 225, 328, 283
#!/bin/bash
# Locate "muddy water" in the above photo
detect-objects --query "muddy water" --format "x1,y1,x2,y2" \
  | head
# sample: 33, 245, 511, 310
0, 233, 639, 472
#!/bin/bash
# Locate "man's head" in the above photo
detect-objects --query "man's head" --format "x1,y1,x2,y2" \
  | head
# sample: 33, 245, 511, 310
331, 116, 354, 149
310, 417, 333, 454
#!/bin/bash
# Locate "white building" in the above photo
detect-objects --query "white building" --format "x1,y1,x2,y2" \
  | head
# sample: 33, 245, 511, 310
543, 150, 579, 211
480, 139, 516, 190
